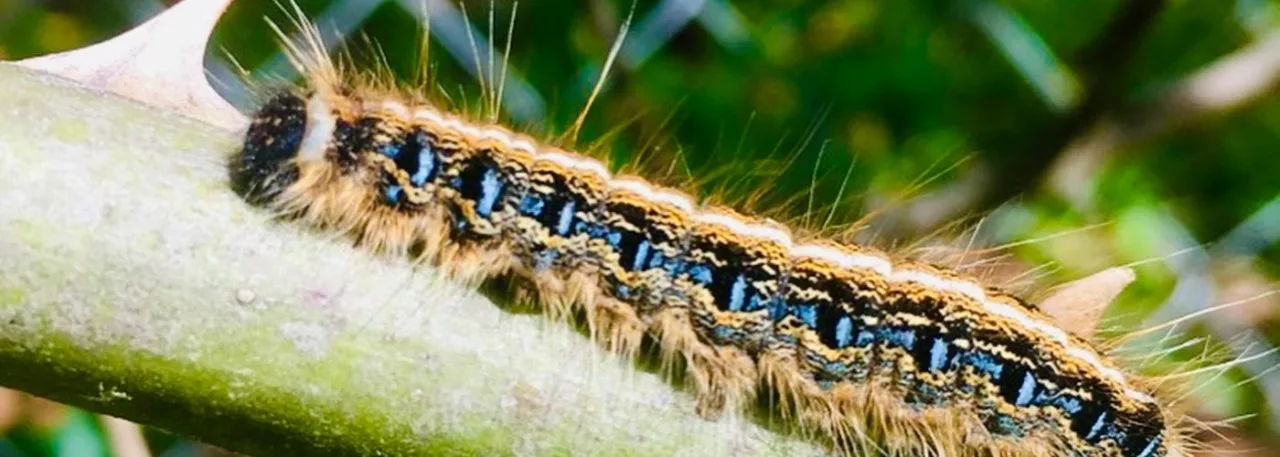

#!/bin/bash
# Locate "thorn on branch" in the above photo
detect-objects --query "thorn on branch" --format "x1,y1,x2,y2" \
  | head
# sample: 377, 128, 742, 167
15, 0, 245, 131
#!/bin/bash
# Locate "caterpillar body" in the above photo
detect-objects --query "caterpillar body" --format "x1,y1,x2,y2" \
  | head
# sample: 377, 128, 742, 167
229, 18, 1191, 457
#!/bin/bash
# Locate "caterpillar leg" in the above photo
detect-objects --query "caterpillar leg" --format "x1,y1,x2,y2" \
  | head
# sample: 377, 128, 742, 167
651, 307, 757, 419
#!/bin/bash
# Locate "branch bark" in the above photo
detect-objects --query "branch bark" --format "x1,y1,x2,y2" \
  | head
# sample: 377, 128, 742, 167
0, 63, 820, 456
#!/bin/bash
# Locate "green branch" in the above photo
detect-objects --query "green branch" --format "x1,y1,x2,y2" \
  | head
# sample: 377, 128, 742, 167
0, 63, 821, 456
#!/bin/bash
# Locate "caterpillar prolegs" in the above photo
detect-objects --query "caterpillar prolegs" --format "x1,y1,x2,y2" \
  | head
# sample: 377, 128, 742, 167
229, 10, 1193, 457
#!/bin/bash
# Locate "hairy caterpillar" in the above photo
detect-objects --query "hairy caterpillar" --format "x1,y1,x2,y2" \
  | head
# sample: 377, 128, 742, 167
226, 6, 1201, 457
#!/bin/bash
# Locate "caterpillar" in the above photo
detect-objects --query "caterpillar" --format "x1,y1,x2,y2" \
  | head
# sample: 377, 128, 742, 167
228, 7, 1196, 457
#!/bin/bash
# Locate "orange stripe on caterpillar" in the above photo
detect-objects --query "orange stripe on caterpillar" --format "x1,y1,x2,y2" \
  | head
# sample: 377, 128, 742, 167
227, 21, 1192, 457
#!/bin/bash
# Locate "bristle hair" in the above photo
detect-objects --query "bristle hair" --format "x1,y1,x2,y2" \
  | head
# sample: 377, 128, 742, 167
222, 5, 1235, 457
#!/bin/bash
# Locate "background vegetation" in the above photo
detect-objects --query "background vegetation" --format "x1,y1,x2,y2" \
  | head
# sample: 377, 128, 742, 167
1, 0, 1276, 455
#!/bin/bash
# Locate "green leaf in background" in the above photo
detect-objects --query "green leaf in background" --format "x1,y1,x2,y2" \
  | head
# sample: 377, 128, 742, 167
6, 410, 107, 457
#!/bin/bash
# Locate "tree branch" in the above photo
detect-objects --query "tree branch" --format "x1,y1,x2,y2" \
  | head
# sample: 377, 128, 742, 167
0, 63, 819, 456
977, 0, 1167, 210
907, 0, 1167, 231
1047, 29, 1280, 204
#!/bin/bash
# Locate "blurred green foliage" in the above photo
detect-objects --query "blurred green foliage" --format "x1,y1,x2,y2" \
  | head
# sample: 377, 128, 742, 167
1, 0, 1277, 455
6, 409, 109, 457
